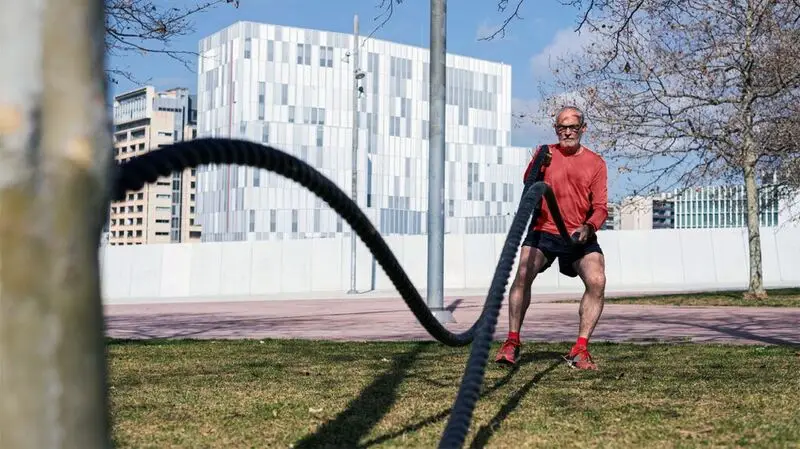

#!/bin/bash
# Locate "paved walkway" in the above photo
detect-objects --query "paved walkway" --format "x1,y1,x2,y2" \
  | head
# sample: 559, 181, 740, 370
104, 294, 800, 346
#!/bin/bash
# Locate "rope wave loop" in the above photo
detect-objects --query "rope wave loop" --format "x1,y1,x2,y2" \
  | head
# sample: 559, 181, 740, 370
113, 138, 575, 449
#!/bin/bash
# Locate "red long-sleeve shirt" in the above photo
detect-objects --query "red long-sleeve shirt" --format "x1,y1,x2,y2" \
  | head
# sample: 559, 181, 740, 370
523, 144, 609, 235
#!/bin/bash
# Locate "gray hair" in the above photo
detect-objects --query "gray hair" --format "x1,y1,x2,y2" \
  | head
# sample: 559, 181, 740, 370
554, 105, 586, 125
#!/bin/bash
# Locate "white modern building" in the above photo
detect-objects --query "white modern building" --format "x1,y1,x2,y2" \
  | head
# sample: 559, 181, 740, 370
617, 183, 800, 230
673, 184, 780, 229
194, 21, 533, 242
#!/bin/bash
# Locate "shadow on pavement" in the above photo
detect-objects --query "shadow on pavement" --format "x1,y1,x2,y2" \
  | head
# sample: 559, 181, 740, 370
622, 314, 799, 347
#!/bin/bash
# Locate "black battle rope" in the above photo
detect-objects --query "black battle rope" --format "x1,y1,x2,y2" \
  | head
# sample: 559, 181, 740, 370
112, 138, 575, 448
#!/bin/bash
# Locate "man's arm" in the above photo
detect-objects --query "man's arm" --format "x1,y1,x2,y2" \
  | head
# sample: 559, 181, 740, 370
584, 159, 609, 232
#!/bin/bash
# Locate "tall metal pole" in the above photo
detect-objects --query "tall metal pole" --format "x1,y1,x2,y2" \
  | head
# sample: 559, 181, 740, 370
427, 0, 454, 323
348, 14, 360, 294
0, 0, 112, 448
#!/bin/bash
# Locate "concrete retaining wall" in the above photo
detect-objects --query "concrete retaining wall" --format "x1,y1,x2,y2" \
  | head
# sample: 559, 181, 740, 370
99, 227, 800, 304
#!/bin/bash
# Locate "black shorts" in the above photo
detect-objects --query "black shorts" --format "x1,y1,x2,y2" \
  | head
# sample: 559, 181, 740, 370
521, 229, 603, 278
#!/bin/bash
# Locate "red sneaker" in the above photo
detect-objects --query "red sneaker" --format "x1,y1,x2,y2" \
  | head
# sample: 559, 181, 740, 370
564, 345, 598, 370
495, 339, 520, 366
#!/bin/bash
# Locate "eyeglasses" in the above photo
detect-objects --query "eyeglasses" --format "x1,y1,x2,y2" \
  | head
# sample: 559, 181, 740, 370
555, 124, 583, 133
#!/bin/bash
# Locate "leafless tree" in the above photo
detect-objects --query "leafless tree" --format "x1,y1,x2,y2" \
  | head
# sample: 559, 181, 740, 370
759, 102, 800, 186
785, 158, 800, 189
535, 0, 800, 299
368, 1, 800, 299
369, 0, 663, 135
371, 0, 648, 45
461, 0, 659, 52
105, 0, 240, 84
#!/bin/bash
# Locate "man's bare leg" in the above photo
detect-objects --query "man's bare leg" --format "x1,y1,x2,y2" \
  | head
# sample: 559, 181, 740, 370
507, 246, 548, 333
565, 252, 606, 370
575, 252, 607, 338
496, 246, 549, 366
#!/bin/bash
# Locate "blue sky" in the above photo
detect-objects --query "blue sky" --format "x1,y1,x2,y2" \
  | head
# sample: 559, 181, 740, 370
108, 0, 586, 137
108, 0, 630, 197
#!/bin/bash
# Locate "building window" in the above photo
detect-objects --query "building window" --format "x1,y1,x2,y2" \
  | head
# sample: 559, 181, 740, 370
367, 52, 379, 72
258, 82, 265, 120
390, 117, 401, 137
367, 158, 373, 207
296, 43, 311, 65
319, 46, 333, 67
281, 84, 288, 105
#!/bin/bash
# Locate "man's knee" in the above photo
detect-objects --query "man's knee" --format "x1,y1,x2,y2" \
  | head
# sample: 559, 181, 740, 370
578, 252, 606, 293
586, 272, 606, 293
512, 248, 533, 287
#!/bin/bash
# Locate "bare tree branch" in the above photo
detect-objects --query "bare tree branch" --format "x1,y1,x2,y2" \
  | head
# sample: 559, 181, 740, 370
470, 0, 658, 75
104, 0, 240, 84
477, 0, 527, 41
536, 0, 800, 298
363, 0, 402, 44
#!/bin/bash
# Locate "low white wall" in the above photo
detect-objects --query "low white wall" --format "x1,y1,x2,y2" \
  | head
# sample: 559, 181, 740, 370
99, 227, 800, 304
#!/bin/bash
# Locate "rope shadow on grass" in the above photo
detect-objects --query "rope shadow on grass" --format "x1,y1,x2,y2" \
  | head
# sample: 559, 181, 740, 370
467, 360, 563, 449
293, 342, 430, 449
357, 350, 565, 448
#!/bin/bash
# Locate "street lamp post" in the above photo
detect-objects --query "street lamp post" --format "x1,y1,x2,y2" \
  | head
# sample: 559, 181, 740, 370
348, 14, 363, 294
427, 0, 454, 323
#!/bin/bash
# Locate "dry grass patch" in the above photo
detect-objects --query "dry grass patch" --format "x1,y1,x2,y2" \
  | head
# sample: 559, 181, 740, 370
108, 339, 800, 448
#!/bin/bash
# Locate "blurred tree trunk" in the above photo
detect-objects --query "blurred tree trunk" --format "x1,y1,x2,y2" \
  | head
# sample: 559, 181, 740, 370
0, 0, 113, 448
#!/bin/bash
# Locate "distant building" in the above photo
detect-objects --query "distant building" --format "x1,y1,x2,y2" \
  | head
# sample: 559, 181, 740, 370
193, 21, 530, 242
601, 203, 620, 230
652, 198, 675, 229
618, 183, 794, 230
109, 86, 202, 245
673, 184, 778, 229
619, 194, 668, 230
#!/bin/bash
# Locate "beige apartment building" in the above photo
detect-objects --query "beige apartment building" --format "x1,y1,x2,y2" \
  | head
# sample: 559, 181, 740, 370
108, 86, 202, 245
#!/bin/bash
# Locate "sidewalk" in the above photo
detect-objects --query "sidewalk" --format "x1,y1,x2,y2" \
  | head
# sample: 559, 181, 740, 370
104, 293, 800, 346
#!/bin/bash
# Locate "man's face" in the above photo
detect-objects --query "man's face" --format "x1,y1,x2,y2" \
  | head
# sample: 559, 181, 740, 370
554, 110, 586, 151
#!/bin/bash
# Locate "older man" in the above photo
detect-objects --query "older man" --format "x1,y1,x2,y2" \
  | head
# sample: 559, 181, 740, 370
495, 106, 609, 370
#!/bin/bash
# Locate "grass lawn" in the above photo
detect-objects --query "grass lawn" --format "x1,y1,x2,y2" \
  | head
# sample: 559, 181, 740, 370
108, 339, 800, 448
556, 288, 800, 307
